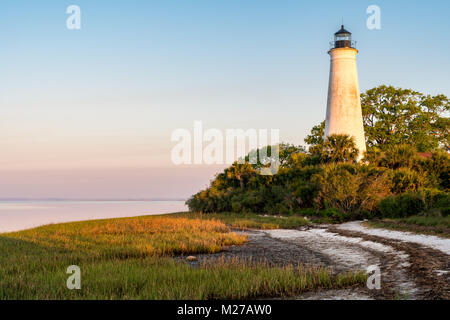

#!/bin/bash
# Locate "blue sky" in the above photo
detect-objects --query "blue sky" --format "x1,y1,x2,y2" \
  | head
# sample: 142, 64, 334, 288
1, 0, 449, 198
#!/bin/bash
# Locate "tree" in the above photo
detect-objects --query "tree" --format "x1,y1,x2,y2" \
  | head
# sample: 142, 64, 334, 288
304, 121, 325, 146
361, 85, 449, 152
306, 86, 450, 153
321, 134, 359, 163
246, 143, 306, 169
225, 162, 255, 190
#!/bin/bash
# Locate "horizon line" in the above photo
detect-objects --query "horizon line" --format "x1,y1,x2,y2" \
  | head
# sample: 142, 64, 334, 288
0, 198, 187, 202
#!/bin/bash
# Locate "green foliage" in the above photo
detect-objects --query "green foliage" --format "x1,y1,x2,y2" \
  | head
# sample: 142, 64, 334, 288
312, 164, 391, 216
378, 189, 449, 219
442, 207, 450, 217
320, 134, 359, 163
388, 168, 427, 194
308, 134, 359, 164
188, 85, 449, 220
304, 121, 325, 146
187, 142, 447, 220
415, 150, 450, 191
318, 208, 350, 223
379, 193, 426, 218
383, 144, 417, 169
361, 85, 449, 152
292, 176, 321, 209
420, 188, 449, 209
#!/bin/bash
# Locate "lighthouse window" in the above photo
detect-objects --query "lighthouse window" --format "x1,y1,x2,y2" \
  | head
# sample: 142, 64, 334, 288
336, 35, 351, 41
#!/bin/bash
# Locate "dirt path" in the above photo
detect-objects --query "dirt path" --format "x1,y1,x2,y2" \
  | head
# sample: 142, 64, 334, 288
188, 222, 449, 300
331, 222, 450, 299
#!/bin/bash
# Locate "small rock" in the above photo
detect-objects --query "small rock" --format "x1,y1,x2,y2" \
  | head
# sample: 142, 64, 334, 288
186, 256, 197, 262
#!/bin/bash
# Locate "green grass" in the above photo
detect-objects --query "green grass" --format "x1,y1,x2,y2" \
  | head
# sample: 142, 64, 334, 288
172, 212, 311, 230
367, 216, 450, 238
0, 214, 366, 299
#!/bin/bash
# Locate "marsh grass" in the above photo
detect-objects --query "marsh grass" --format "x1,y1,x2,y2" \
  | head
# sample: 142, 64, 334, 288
173, 212, 311, 230
4, 216, 247, 258
0, 215, 366, 299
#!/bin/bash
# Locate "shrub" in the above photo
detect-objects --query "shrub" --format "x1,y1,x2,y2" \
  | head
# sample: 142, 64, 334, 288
293, 180, 320, 208
420, 188, 448, 209
441, 207, 450, 217
319, 208, 349, 222
296, 208, 317, 216
389, 168, 427, 194
416, 150, 450, 191
313, 164, 391, 216
379, 193, 426, 218
382, 144, 417, 169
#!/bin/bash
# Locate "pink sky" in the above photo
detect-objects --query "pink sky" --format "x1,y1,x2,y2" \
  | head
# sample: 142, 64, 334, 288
0, 166, 226, 200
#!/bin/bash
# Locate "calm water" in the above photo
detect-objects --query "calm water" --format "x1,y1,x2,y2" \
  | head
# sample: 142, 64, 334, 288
0, 201, 187, 233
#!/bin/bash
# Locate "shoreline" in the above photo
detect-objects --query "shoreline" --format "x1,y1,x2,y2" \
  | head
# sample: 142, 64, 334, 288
1, 212, 448, 299
0, 201, 187, 233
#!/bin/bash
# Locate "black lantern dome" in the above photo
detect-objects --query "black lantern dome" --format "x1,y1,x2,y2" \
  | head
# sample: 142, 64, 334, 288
331, 25, 355, 49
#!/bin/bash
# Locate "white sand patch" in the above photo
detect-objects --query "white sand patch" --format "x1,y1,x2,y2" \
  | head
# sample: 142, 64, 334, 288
264, 229, 391, 271
264, 227, 418, 297
338, 221, 450, 255
434, 270, 449, 276
266, 229, 394, 253
300, 289, 373, 300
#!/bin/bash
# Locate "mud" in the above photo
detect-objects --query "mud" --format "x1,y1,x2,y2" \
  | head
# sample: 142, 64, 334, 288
185, 229, 331, 268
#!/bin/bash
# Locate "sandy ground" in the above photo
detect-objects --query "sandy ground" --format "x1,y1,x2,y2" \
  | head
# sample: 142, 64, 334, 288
187, 221, 450, 300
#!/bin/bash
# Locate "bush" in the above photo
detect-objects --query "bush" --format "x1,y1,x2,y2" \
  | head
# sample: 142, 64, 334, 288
312, 164, 360, 213
319, 208, 349, 222
379, 193, 426, 218
296, 208, 317, 216
416, 150, 450, 191
420, 188, 448, 209
293, 180, 320, 208
389, 168, 427, 194
313, 164, 391, 216
382, 144, 417, 169
441, 207, 450, 217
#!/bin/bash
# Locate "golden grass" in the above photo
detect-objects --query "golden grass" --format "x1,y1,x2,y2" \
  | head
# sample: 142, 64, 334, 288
172, 212, 310, 230
4, 216, 247, 258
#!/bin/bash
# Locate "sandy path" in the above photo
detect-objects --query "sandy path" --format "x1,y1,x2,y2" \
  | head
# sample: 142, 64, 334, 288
329, 222, 449, 299
337, 221, 450, 255
265, 227, 419, 299
189, 222, 449, 299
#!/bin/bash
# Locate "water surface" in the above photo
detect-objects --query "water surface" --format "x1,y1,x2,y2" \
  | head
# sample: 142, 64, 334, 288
0, 201, 187, 233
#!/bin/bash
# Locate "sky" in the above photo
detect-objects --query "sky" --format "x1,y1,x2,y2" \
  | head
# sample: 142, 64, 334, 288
1, 0, 449, 199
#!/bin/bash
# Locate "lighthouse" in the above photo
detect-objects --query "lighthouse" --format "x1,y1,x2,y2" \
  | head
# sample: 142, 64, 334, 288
324, 25, 366, 159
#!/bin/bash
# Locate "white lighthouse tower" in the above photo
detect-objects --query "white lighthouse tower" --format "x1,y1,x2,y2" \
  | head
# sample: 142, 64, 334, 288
324, 25, 366, 159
